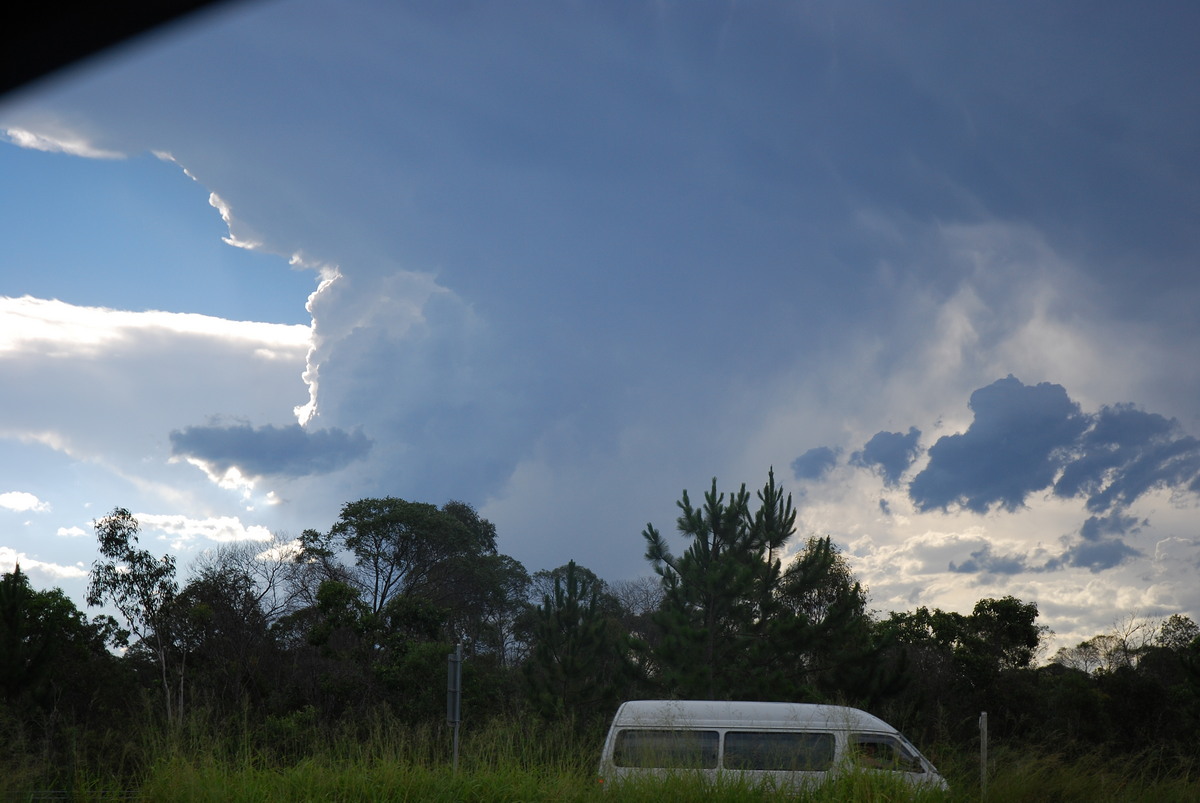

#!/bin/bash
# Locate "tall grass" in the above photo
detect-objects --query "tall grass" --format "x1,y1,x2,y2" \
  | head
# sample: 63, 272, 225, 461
4, 708, 1199, 802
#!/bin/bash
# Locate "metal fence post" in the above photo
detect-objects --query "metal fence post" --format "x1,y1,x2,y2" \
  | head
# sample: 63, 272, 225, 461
447, 643, 462, 772
979, 711, 988, 799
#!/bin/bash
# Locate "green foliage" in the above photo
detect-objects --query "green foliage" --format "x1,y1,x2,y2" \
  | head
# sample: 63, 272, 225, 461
1157, 614, 1200, 651
644, 470, 883, 701
643, 472, 787, 698
1, 568, 127, 716
524, 560, 638, 724
300, 497, 476, 615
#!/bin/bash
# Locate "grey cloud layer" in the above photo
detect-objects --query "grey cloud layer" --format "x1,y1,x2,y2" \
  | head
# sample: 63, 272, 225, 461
169, 423, 371, 478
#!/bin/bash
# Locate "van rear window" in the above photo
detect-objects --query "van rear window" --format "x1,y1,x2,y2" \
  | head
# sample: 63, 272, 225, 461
613, 729, 719, 769
723, 731, 835, 771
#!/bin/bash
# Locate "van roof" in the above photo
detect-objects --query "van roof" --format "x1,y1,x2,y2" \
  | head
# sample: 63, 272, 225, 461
612, 700, 895, 732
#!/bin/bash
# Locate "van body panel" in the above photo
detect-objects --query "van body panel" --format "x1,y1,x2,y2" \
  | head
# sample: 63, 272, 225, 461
598, 700, 947, 791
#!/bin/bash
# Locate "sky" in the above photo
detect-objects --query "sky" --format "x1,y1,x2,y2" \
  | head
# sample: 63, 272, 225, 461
2, 0, 1199, 656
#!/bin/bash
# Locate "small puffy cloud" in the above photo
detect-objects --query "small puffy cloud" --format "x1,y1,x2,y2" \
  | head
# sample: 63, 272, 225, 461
57, 526, 87, 537
3, 127, 124, 159
169, 422, 371, 480
791, 446, 840, 481
851, 427, 921, 485
0, 491, 49, 512
909, 376, 1089, 513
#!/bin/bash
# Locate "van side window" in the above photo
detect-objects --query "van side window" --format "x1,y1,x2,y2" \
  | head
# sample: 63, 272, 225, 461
613, 729, 719, 769
723, 731, 835, 771
849, 734, 923, 773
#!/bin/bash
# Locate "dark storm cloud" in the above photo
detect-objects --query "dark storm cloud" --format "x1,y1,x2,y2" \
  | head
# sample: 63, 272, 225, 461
851, 427, 921, 485
909, 376, 1089, 513
909, 382, 1200, 520
887, 377, 1200, 577
948, 542, 1031, 575
1051, 404, 1200, 513
1055, 538, 1144, 573
1079, 512, 1142, 541
170, 423, 371, 478
907, 383, 1200, 520
791, 446, 840, 481
1077, 436, 1200, 515
947, 529, 1142, 576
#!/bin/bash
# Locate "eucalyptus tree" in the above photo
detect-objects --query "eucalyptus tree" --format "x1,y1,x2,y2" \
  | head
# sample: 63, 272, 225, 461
300, 497, 480, 616
87, 507, 182, 723
166, 566, 274, 710
291, 497, 532, 717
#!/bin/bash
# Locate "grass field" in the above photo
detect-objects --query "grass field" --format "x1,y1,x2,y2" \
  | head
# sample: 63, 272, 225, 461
4, 712, 1198, 801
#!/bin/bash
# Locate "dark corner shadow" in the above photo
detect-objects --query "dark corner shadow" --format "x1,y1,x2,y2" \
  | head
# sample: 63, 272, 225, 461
1, 1, 239, 98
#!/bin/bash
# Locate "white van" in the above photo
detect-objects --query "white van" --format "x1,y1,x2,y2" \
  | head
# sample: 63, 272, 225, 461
598, 700, 947, 792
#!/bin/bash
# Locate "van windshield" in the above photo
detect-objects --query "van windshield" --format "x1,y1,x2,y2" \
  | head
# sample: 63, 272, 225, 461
724, 731, 835, 771
613, 729, 719, 769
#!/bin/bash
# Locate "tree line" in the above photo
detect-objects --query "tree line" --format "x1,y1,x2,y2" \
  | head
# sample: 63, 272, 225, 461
4, 469, 1200, 775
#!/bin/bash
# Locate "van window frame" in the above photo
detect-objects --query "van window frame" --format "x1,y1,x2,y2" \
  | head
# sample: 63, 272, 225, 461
722, 729, 836, 772
612, 728, 720, 769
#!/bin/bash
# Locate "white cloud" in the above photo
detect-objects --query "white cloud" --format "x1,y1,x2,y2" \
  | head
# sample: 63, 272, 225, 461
174, 457, 257, 496
3, 127, 124, 159
57, 525, 88, 537
0, 295, 312, 525
254, 538, 303, 563
0, 491, 49, 512
208, 192, 262, 250
136, 512, 274, 546
0, 546, 88, 580
0, 295, 310, 357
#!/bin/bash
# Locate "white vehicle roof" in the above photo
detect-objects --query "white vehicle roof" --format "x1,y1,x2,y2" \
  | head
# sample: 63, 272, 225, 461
611, 700, 897, 733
